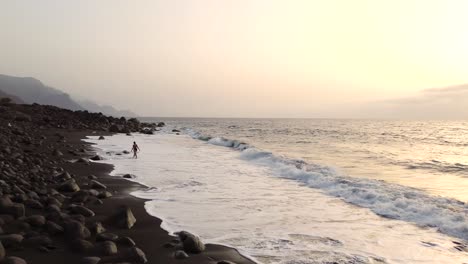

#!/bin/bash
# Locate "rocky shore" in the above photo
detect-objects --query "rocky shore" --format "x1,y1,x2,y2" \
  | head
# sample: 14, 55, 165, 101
0, 98, 255, 264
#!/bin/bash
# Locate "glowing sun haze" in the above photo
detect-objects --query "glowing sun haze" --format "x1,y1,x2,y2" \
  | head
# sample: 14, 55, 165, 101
1, 0, 467, 117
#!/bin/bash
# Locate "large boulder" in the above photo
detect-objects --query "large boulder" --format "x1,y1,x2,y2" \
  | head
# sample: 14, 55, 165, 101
71, 205, 95, 217
174, 250, 189, 259
3, 256, 27, 264
95, 241, 118, 256
0, 234, 24, 248
89, 221, 106, 235
25, 215, 46, 227
58, 179, 80, 193
45, 221, 64, 235
108, 206, 136, 229
65, 220, 91, 239
178, 231, 205, 253
96, 233, 118, 242
90, 180, 106, 189
0, 197, 25, 218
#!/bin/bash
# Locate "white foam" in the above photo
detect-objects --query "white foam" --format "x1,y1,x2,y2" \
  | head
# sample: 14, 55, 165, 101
192, 133, 468, 241
85, 133, 468, 264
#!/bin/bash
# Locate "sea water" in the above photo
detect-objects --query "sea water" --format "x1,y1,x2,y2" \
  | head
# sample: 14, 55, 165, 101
86, 119, 468, 263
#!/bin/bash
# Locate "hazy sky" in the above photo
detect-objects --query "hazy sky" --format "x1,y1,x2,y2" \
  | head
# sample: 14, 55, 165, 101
1, 0, 468, 117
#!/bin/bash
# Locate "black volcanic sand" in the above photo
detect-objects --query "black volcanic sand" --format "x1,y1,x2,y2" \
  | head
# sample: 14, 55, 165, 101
0, 100, 255, 264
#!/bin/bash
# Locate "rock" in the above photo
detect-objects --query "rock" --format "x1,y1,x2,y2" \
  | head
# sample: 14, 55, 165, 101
178, 231, 205, 253
96, 241, 118, 256
140, 128, 154, 135
71, 191, 90, 203
108, 206, 136, 229
24, 231, 40, 239
90, 155, 103, 161
6, 204, 24, 218
119, 247, 148, 263
46, 197, 63, 207
77, 157, 89, 164
46, 204, 61, 213
122, 174, 133, 179
100, 246, 147, 263
71, 205, 95, 217
122, 150, 130, 154
71, 239, 94, 253
88, 189, 100, 197
25, 215, 46, 227
23, 235, 52, 247
90, 180, 107, 189
0, 234, 24, 247
89, 221, 106, 234
45, 221, 64, 235
96, 233, 119, 242
117, 236, 136, 247
52, 149, 63, 157
172, 129, 181, 133
0, 241, 4, 261
129, 247, 148, 263
163, 242, 177, 248
3, 256, 27, 264
97, 191, 112, 199
24, 199, 43, 209
174, 250, 189, 259
58, 179, 80, 192
56, 171, 72, 181
88, 175, 98, 180
98, 136, 105, 140
218, 261, 237, 264
0, 197, 25, 218
65, 220, 91, 239
81, 257, 101, 264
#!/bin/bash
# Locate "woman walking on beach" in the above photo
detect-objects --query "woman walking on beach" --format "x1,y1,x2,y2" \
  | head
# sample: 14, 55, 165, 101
131, 141, 140, 159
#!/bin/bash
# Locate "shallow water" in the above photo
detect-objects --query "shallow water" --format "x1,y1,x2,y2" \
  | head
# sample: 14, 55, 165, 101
87, 130, 468, 264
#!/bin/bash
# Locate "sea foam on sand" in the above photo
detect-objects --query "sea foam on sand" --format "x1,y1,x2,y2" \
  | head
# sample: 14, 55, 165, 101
86, 133, 468, 264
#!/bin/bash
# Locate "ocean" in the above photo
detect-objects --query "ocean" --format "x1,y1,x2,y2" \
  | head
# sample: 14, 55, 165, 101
86, 118, 468, 264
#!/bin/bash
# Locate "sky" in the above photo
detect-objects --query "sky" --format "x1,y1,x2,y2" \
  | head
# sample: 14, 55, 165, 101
1, 0, 468, 118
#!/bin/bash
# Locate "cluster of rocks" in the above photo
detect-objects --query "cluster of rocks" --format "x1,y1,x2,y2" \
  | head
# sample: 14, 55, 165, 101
0, 101, 151, 263
163, 231, 206, 260
0, 99, 247, 264
163, 231, 236, 264
0, 98, 163, 134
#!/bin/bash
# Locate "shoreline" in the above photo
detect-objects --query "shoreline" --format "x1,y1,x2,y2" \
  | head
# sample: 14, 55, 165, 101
82, 133, 257, 264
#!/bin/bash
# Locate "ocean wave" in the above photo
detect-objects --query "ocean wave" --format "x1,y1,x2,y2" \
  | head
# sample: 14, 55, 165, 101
186, 129, 468, 241
399, 160, 468, 175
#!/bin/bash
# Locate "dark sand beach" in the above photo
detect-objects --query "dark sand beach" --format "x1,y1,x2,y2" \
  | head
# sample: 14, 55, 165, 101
0, 100, 255, 264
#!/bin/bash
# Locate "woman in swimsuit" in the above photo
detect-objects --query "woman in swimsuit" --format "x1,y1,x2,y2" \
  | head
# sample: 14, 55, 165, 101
131, 141, 140, 159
